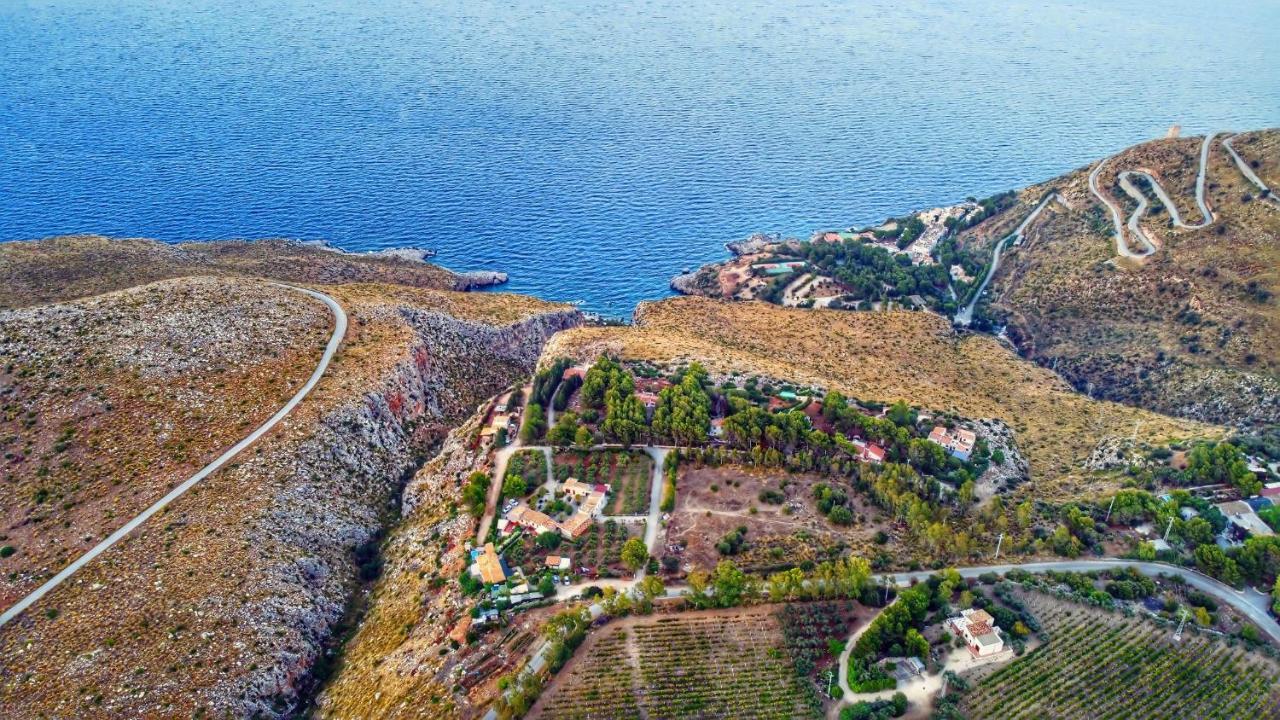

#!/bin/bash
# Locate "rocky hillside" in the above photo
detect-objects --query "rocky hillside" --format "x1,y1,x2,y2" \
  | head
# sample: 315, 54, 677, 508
0, 277, 330, 608
0, 239, 578, 718
546, 296, 1219, 500
970, 130, 1279, 427
314, 412, 492, 720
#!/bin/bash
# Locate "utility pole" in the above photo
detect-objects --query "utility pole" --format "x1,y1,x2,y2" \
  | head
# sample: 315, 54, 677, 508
1163, 517, 1174, 543
1174, 607, 1189, 641
1105, 495, 1116, 523
882, 575, 893, 605
993, 533, 1005, 561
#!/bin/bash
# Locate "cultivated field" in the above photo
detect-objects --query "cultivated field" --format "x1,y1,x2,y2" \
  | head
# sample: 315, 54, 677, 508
960, 590, 1280, 719
554, 450, 653, 516
530, 606, 813, 719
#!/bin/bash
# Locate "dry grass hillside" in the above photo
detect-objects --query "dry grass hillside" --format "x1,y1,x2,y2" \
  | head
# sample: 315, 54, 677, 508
547, 297, 1219, 499
0, 269, 575, 718
972, 130, 1280, 426
0, 234, 462, 309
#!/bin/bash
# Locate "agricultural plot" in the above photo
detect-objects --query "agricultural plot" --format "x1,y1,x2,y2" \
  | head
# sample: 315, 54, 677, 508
531, 607, 814, 719
555, 450, 653, 515
572, 519, 641, 575
960, 591, 1280, 720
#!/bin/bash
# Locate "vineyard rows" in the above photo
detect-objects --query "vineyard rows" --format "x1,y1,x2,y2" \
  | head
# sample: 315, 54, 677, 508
962, 592, 1280, 719
533, 611, 813, 719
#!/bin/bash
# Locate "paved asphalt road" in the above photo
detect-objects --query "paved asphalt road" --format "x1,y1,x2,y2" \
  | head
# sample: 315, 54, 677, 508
953, 192, 1057, 326
0, 284, 347, 629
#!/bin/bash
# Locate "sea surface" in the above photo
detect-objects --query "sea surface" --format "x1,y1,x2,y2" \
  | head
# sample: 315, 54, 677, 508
2, 0, 1278, 317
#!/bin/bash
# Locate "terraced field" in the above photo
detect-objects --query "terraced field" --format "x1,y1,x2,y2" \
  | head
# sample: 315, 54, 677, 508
962, 591, 1280, 719
531, 608, 813, 719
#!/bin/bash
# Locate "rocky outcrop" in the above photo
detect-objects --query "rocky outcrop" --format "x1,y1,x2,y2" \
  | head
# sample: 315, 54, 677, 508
726, 232, 780, 256
214, 305, 579, 718
971, 418, 1029, 495
453, 270, 509, 290
1046, 351, 1280, 429
669, 270, 706, 295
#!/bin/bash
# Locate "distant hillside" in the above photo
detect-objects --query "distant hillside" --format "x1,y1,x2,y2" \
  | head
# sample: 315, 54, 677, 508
969, 129, 1279, 427
0, 234, 487, 309
668, 129, 1279, 428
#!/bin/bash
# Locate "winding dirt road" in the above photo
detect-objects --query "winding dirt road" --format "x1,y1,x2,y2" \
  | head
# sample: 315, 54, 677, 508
0, 284, 347, 629
1089, 133, 1217, 258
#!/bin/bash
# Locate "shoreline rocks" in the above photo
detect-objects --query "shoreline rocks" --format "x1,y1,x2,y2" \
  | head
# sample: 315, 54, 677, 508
454, 270, 509, 290
726, 232, 780, 256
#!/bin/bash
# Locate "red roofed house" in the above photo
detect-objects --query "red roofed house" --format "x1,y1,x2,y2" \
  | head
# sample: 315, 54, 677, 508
949, 608, 1003, 657
928, 426, 977, 462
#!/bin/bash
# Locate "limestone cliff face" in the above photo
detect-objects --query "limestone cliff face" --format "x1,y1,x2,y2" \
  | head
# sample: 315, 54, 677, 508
218, 306, 580, 718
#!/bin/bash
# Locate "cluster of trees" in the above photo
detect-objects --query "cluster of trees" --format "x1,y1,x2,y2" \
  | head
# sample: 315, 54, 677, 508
519, 360, 572, 443
851, 580, 935, 661
650, 364, 711, 444
814, 483, 854, 525
840, 694, 907, 720
764, 556, 872, 603
581, 357, 647, 447
462, 471, 490, 516
684, 556, 876, 612
547, 410, 594, 448
716, 526, 749, 556
659, 451, 677, 512
790, 236, 952, 304
1185, 441, 1262, 496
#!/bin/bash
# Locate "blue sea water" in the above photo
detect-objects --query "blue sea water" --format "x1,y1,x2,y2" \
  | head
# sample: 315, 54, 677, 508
1, 0, 1278, 317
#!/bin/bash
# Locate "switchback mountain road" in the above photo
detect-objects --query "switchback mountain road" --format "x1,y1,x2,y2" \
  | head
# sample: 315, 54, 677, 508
1089, 133, 1217, 259
0, 284, 347, 629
